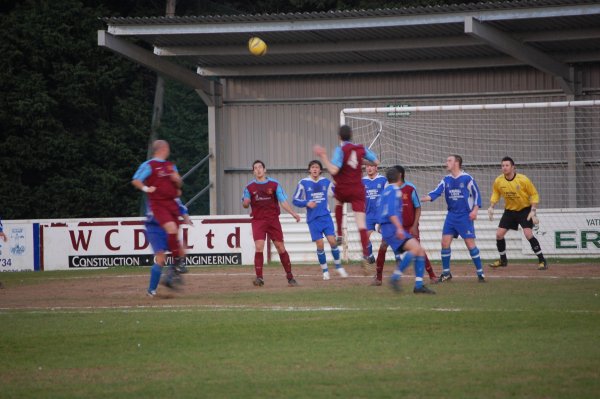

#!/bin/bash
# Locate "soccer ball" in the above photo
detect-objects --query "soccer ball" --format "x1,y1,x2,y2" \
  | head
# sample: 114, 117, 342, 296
248, 37, 267, 56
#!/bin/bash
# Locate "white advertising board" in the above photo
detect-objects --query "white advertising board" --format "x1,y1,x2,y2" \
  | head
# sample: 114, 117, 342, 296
0, 221, 37, 272
41, 216, 255, 270
521, 210, 600, 256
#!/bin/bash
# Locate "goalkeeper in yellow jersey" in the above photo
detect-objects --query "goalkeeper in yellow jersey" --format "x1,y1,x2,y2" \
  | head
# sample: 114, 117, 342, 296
487, 157, 547, 270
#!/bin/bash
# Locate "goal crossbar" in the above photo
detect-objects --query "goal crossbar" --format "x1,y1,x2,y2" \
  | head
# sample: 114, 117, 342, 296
340, 100, 600, 124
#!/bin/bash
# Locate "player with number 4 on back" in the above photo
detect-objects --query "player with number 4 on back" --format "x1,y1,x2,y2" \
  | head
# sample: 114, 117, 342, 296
488, 156, 548, 270
314, 125, 380, 276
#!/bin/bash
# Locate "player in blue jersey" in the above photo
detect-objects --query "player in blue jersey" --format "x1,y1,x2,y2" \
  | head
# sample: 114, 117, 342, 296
145, 197, 192, 297
0, 217, 5, 289
363, 164, 388, 264
371, 166, 438, 286
0, 217, 6, 243
421, 155, 485, 283
293, 160, 348, 280
378, 167, 435, 294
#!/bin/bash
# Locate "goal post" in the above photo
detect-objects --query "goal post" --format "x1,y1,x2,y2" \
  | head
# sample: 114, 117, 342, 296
337, 99, 600, 262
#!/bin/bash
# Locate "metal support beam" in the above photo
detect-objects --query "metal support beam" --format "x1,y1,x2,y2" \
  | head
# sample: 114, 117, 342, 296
181, 153, 211, 180
153, 28, 600, 57
155, 35, 477, 56
98, 30, 218, 105
196, 51, 597, 78
464, 16, 576, 94
184, 182, 213, 208
207, 105, 218, 215
519, 27, 600, 43
198, 56, 526, 77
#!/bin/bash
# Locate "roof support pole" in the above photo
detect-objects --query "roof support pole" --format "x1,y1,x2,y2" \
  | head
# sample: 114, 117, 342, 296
98, 30, 218, 106
464, 16, 577, 95
207, 104, 218, 215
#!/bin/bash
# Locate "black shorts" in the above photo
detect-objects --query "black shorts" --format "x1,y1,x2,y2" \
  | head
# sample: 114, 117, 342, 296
499, 207, 534, 231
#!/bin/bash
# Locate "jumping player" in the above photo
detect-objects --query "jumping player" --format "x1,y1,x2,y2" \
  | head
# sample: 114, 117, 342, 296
144, 198, 192, 297
372, 165, 437, 286
488, 156, 548, 270
132, 140, 187, 290
242, 160, 301, 287
293, 160, 348, 280
314, 125, 380, 275
421, 155, 485, 283
378, 167, 435, 294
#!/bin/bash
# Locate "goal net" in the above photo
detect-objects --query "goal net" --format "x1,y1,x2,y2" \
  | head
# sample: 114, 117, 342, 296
340, 100, 600, 262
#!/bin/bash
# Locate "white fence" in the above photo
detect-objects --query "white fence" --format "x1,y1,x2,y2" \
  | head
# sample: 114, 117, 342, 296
0, 208, 597, 272
278, 208, 600, 264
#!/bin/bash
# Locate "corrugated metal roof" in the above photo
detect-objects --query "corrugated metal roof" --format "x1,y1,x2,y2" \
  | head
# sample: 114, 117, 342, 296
99, 0, 600, 79
102, 0, 597, 25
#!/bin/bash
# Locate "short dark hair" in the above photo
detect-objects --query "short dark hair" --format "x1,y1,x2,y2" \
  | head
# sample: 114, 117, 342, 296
501, 156, 515, 166
252, 160, 265, 170
338, 125, 353, 141
452, 154, 463, 168
386, 167, 400, 183
308, 160, 323, 172
394, 165, 405, 181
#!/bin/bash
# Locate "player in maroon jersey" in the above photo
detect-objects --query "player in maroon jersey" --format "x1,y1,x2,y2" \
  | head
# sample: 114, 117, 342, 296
313, 125, 379, 275
132, 140, 186, 289
242, 160, 302, 287
372, 165, 437, 285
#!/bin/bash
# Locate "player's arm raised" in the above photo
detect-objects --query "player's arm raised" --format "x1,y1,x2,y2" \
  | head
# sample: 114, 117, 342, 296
362, 148, 380, 167
313, 145, 340, 176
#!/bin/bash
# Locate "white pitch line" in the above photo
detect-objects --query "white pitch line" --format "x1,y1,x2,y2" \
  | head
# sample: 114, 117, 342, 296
14, 272, 600, 281
1, 304, 598, 315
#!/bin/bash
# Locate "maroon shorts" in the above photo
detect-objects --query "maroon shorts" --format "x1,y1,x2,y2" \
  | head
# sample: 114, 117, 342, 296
150, 199, 181, 227
334, 185, 366, 213
252, 218, 284, 242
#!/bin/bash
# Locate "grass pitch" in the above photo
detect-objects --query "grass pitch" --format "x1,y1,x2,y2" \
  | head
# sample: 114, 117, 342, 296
0, 266, 599, 398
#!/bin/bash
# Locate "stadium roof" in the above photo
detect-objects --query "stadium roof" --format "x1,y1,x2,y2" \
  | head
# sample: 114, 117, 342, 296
99, 0, 600, 99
